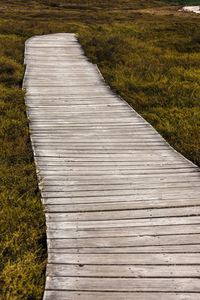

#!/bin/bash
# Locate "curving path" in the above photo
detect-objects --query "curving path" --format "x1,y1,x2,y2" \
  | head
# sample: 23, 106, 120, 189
23, 33, 200, 300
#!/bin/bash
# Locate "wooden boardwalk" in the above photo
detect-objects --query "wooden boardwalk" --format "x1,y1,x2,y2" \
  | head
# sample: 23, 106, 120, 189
23, 33, 200, 300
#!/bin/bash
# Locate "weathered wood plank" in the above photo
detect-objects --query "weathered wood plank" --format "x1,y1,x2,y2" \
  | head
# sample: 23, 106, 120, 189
41, 187, 200, 197
48, 253, 200, 265
23, 33, 200, 299
44, 200, 200, 213
40, 183, 200, 194
47, 234, 200, 248
46, 224, 200, 238
45, 206, 200, 221
46, 264, 200, 277
47, 244, 200, 253
43, 291, 200, 300
46, 217, 200, 230
39, 175, 200, 184
45, 276, 200, 291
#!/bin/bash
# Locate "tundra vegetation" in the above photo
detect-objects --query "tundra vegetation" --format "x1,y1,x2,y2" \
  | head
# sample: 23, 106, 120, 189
0, 0, 200, 299
160, 0, 200, 4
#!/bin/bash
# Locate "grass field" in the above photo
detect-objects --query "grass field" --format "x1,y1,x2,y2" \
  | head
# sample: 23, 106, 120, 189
0, 0, 200, 299
159, 0, 200, 4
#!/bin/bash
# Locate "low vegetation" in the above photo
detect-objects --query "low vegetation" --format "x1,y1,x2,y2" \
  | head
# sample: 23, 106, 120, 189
0, 0, 200, 299
159, 0, 200, 5
80, 21, 200, 165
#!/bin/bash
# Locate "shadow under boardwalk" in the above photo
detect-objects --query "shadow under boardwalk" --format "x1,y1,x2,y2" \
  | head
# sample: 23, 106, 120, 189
23, 33, 200, 300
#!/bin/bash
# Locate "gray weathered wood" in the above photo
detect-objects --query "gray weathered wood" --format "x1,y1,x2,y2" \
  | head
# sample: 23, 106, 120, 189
48, 245, 200, 253
46, 224, 200, 238
23, 33, 200, 300
43, 291, 200, 300
45, 276, 200, 291
47, 233, 200, 248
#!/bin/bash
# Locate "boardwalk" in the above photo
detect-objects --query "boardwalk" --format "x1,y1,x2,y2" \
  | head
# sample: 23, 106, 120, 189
23, 33, 200, 300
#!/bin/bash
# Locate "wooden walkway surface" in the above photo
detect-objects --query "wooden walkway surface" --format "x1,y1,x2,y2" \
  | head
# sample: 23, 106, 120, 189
23, 33, 200, 300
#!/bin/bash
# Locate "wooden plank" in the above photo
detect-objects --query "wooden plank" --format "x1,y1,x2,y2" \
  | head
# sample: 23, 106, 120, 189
44, 200, 200, 212
39, 169, 199, 176
41, 188, 200, 199
47, 234, 200, 249
32, 139, 165, 144
28, 108, 134, 113
42, 191, 200, 202
23, 33, 200, 299
45, 276, 200, 291
34, 145, 170, 150
46, 264, 200, 277
40, 182, 200, 192
42, 192, 200, 203
45, 206, 200, 221
46, 217, 200, 230
47, 253, 200, 265
35, 155, 183, 162
35, 160, 189, 167
46, 224, 200, 238
43, 291, 200, 300
47, 245, 200, 253
39, 175, 200, 184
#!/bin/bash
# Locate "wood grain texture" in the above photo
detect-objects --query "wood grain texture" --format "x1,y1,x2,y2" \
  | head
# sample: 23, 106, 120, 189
23, 33, 200, 300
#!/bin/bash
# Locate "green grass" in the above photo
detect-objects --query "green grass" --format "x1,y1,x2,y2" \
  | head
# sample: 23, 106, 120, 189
79, 21, 200, 164
0, 35, 47, 299
0, 0, 200, 299
158, 0, 200, 5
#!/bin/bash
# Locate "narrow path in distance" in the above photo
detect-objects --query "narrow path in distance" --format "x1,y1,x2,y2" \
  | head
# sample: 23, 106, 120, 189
23, 33, 200, 300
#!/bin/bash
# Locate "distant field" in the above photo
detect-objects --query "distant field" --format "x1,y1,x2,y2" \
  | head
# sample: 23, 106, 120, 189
158, 0, 200, 5
0, 0, 200, 299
